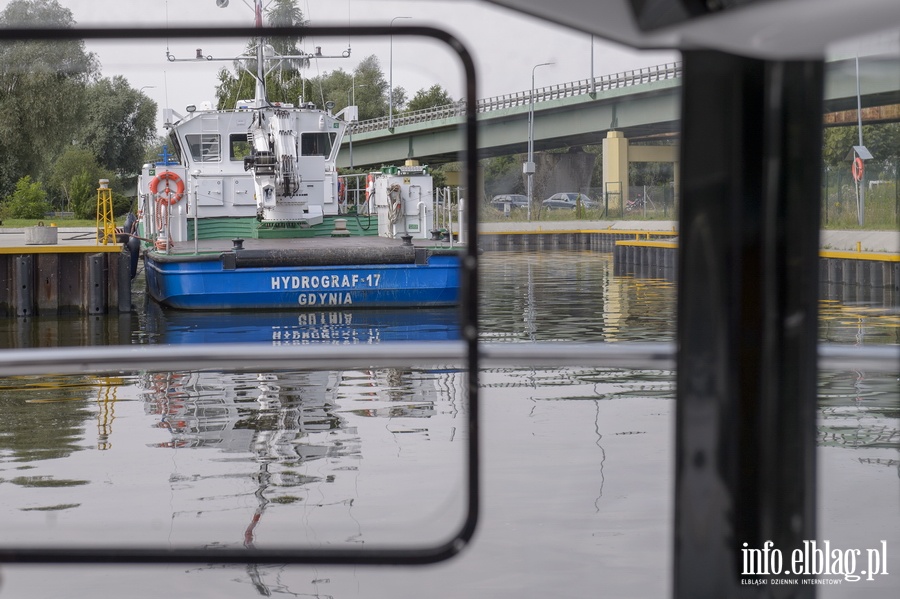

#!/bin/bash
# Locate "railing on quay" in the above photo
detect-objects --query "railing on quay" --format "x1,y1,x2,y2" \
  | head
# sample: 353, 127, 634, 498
349, 61, 683, 134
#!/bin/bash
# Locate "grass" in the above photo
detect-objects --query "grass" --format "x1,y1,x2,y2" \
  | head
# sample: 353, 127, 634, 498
0, 217, 116, 228
822, 182, 899, 230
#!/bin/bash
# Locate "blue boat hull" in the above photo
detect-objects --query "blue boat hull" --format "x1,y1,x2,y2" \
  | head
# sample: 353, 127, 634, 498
143, 253, 461, 310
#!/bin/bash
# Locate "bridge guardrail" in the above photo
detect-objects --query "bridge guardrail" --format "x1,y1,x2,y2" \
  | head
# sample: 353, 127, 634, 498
349, 62, 682, 134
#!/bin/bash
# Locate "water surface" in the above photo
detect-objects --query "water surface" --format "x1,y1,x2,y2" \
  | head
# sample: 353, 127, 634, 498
0, 250, 896, 598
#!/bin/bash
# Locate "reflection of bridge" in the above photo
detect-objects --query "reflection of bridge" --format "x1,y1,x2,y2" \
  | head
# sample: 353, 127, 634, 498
338, 57, 900, 185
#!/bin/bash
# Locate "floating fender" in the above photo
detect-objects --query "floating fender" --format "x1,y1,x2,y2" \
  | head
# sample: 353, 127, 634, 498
127, 235, 140, 279
122, 212, 140, 279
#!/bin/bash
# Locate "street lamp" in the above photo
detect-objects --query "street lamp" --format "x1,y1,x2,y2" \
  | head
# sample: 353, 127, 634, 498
526, 62, 553, 221
389, 16, 411, 131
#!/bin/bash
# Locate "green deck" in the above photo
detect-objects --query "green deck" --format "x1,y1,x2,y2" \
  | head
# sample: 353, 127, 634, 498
186, 215, 379, 240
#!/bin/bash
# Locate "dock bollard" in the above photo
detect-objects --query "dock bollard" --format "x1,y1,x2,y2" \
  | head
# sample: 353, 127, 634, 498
331, 218, 351, 237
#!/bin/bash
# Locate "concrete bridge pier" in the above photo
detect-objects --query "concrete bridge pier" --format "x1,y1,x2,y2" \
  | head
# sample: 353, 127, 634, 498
602, 130, 680, 212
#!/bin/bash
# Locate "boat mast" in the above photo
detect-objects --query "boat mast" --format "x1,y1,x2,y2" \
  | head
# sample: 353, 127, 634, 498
253, 0, 267, 108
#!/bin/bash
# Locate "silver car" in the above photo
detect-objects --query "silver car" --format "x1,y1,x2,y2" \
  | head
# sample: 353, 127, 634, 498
541, 192, 596, 210
490, 194, 529, 211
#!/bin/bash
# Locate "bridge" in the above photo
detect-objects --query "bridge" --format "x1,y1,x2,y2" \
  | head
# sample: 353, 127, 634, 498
338, 57, 900, 178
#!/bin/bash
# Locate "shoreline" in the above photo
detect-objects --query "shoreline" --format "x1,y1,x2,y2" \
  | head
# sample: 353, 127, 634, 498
1, 222, 897, 254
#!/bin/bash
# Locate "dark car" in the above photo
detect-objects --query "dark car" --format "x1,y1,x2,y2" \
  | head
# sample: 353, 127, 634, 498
541, 192, 596, 210
490, 194, 529, 211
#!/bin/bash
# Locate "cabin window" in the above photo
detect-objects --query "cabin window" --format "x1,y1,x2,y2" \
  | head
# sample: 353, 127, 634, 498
185, 133, 221, 163
300, 132, 336, 157
229, 134, 252, 161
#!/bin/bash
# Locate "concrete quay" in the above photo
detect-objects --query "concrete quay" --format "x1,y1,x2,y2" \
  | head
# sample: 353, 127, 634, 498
0, 226, 131, 316
0, 221, 897, 316
479, 220, 900, 305
478, 220, 900, 253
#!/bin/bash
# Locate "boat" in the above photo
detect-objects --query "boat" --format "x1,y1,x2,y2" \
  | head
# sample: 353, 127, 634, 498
134, 0, 462, 311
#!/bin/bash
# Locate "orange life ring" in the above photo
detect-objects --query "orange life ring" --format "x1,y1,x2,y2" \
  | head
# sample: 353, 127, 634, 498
149, 171, 185, 205
365, 173, 375, 203
851, 157, 864, 182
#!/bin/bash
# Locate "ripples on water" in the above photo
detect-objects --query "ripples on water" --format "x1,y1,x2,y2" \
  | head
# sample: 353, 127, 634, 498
0, 249, 897, 597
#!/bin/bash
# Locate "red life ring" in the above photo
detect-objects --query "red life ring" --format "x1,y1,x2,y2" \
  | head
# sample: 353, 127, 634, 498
149, 171, 185, 205
851, 157, 864, 182
365, 173, 375, 203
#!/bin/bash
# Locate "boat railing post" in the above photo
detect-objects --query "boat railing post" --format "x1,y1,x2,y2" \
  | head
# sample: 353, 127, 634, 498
443, 187, 449, 247
193, 177, 199, 255
417, 201, 426, 239
456, 187, 465, 246
434, 187, 442, 233
165, 199, 171, 254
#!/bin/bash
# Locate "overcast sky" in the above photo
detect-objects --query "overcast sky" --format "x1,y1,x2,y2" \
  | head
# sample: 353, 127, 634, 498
1, 0, 680, 133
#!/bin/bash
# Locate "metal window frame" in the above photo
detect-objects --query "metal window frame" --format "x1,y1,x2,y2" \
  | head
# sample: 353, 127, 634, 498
0, 23, 481, 566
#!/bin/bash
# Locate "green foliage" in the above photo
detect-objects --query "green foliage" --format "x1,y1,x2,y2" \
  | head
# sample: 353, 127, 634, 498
406, 84, 453, 112
300, 55, 389, 120
390, 86, 407, 113
112, 190, 133, 217
216, 65, 308, 109
0, 0, 98, 197
215, 0, 311, 109
823, 123, 900, 168
628, 161, 674, 187
0, 0, 73, 24
49, 147, 114, 214
2, 176, 50, 219
144, 136, 171, 165
68, 171, 99, 220
350, 56, 390, 120
77, 76, 158, 176
264, 0, 308, 62
822, 178, 898, 230
480, 155, 523, 200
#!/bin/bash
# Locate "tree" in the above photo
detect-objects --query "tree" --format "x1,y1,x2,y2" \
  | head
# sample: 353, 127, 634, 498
48, 147, 114, 214
406, 84, 454, 112
76, 76, 158, 177
0, 0, 98, 197
390, 86, 408, 113
265, 0, 308, 62
68, 171, 102, 220
2, 176, 50, 219
823, 123, 900, 181
350, 55, 390, 120
481, 155, 523, 199
215, 0, 309, 109
302, 55, 389, 120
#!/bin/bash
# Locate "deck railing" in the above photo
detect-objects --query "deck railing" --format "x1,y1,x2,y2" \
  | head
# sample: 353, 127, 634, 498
349, 62, 683, 134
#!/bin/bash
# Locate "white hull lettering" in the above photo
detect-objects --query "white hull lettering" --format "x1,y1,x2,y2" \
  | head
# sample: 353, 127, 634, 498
271, 272, 381, 290
297, 292, 353, 306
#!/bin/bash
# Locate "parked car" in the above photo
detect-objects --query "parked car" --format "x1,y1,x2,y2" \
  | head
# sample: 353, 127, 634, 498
541, 192, 597, 210
490, 194, 529, 211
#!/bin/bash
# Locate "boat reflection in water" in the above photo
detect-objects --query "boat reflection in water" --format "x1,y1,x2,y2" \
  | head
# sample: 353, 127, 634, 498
133, 305, 466, 550
142, 302, 460, 345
